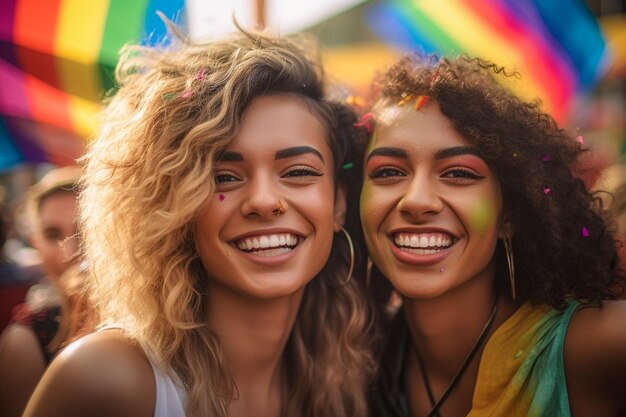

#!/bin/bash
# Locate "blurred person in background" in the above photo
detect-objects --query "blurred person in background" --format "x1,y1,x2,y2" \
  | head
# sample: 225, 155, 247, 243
0, 166, 85, 417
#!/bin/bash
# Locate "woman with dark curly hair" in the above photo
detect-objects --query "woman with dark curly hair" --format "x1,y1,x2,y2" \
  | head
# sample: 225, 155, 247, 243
360, 54, 626, 417
22, 23, 375, 417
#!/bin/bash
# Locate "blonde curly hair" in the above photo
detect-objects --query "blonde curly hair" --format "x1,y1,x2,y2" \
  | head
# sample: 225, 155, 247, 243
79, 24, 375, 417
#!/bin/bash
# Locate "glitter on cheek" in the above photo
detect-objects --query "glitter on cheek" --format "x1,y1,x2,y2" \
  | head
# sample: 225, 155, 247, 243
468, 199, 495, 234
582, 227, 589, 237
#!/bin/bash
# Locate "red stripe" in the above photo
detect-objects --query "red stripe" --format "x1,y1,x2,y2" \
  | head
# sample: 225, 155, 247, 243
13, 0, 63, 88
467, 0, 576, 120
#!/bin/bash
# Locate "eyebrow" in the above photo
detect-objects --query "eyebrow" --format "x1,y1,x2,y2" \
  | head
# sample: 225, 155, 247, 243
215, 146, 325, 163
275, 146, 324, 162
366, 147, 409, 162
216, 151, 243, 162
434, 146, 483, 160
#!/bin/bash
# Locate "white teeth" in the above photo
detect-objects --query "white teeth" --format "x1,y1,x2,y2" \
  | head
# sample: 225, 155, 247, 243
235, 233, 300, 253
394, 233, 454, 249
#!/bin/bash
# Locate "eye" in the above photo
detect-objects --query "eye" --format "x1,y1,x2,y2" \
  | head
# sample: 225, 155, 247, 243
369, 166, 406, 179
442, 168, 485, 182
282, 165, 323, 178
214, 170, 240, 185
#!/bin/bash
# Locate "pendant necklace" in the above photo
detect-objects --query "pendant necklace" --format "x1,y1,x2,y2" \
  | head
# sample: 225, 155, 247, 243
413, 300, 499, 417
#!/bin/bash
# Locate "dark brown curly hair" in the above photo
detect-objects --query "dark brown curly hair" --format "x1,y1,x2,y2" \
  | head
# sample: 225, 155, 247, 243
363, 54, 624, 310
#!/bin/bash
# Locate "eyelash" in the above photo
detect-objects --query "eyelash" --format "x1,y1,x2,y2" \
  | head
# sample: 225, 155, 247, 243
283, 166, 323, 178
443, 168, 484, 180
369, 166, 406, 179
214, 171, 240, 184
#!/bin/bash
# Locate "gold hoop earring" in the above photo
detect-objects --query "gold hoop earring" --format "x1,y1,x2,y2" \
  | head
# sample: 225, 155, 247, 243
339, 226, 355, 285
273, 200, 288, 216
502, 236, 515, 302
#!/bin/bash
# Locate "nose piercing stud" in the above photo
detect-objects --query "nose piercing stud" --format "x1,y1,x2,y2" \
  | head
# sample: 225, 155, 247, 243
273, 200, 288, 216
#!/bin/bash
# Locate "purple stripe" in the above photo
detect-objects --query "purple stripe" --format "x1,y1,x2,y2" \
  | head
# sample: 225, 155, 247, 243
2, 116, 47, 163
0, 57, 30, 119
0, 0, 19, 66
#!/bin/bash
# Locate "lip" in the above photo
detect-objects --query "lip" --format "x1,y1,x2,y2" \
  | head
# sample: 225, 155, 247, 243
387, 227, 457, 266
228, 227, 306, 266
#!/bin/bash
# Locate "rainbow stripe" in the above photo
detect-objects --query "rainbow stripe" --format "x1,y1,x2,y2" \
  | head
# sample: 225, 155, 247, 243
366, 0, 609, 123
0, 0, 184, 171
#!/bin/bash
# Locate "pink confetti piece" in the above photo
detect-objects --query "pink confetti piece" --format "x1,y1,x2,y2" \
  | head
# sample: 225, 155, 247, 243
218, 194, 225, 201
354, 112, 374, 133
196, 68, 205, 80
439, 267, 444, 272
576, 135, 584, 144
543, 187, 551, 194
582, 227, 589, 237
182, 90, 193, 98
542, 155, 550, 162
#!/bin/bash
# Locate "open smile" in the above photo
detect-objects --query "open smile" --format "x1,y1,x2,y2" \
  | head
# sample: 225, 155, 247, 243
392, 232, 455, 255
234, 233, 302, 257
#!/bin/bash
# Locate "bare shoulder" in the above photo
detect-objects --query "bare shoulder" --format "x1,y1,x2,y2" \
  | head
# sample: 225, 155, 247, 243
22, 330, 156, 417
0, 324, 47, 417
565, 300, 626, 416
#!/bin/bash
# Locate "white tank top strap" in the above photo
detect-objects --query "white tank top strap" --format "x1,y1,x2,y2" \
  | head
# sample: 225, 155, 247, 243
97, 325, 188, 416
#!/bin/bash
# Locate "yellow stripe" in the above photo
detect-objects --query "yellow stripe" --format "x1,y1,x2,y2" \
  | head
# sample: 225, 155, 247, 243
415, 0, 555, 112
67, 95, 101, 141
55, 0, 111, 103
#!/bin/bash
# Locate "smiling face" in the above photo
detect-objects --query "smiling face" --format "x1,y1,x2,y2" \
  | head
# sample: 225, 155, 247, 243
195, 94, 339, 300
360, 101, 507, 299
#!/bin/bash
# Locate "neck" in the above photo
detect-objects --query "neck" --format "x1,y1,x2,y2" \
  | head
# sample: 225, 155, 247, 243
207, 286, 305, 416
402, 267, 514, 379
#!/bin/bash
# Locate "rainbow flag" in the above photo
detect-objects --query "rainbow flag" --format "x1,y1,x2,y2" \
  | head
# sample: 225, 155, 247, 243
0, 0, 185, 171
365, 0, 610, 123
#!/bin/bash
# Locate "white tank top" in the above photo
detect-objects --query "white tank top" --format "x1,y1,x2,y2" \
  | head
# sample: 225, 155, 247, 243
144, 348, 188, 417
99, 326, 187, 416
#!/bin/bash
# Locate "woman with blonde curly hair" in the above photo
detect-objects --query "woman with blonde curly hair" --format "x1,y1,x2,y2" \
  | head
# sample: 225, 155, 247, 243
23, 24, 376, 417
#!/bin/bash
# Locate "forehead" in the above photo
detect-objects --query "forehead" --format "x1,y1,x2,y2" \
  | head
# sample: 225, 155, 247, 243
228, 94, 331, 157
38, 191, 77, 224
373, 102, 467, 152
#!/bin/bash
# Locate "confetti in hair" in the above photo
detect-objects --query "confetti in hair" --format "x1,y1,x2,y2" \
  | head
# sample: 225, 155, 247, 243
576, 135, 584, 144
398, 94, 414, 106
196, 68, 205, 80
163, 92, 175, 101
219, 194, 225, 201
582, 227, 589, 237
182, 90, 193, 98
543, 187, 551, 194
542, 155, 550, 162
354, 112, 374, 133
342, 162, 354, 170
414, 95, 430, 111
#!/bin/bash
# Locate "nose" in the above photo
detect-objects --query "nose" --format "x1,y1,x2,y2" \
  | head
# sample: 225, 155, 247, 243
396, 172, 444, 220
240, 174, 283, 219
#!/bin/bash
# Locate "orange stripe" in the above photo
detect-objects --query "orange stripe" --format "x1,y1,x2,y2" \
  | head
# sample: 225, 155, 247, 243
13, 0, 63, 88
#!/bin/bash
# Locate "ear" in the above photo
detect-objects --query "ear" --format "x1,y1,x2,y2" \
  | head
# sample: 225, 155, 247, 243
333, 185, 347, 233
498, 211, 514, 239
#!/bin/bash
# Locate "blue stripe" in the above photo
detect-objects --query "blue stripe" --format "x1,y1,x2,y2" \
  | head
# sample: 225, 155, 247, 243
364, 3, 439, 55
0, 117, 24, 172
142, 0, 186, 46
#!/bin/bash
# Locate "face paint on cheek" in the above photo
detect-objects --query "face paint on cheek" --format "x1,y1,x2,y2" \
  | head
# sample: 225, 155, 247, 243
468, 199, 495, 235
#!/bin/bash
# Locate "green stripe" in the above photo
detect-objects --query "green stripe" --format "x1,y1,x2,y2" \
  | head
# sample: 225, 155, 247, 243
395, 0, 461, 55
98, 0, 150, 94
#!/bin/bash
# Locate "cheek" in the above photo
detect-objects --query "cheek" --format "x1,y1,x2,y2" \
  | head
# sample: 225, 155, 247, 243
466, 199, 497, 235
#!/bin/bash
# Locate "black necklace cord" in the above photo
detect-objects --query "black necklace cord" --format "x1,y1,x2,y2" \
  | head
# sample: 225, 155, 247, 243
413, 299, 499, 417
